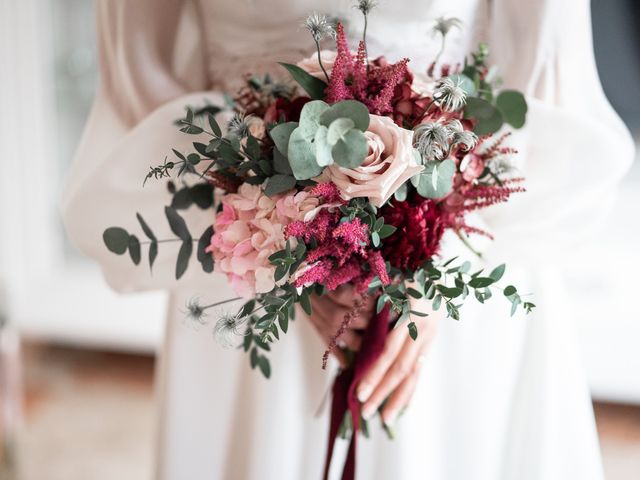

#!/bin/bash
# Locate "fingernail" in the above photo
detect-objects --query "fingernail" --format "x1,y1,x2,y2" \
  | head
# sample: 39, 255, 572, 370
384, 409, 398, 426
357, 383, 373, 403
362, 403, 375, 420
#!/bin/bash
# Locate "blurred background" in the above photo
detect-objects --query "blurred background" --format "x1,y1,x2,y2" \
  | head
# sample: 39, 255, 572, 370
0, 0, 639, 479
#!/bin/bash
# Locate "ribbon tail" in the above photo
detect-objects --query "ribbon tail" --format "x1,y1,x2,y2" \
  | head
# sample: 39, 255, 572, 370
322, 303, 392, 480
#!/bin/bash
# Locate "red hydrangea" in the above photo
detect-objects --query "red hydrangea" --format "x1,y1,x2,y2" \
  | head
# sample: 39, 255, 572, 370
380, 196, 446, 270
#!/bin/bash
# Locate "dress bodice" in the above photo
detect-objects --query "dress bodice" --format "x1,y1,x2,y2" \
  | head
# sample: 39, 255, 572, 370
193, 0, 487, 90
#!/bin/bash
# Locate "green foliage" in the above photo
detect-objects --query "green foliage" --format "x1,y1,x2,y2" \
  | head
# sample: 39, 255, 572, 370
496, 90, 527, 128
464, 97, 504, 135
279, 62, 328, 100
319, 100, 370, 131
264, 174, 297, 196
197, 226, 214, 273
288, 128, 324, 179
461, 43, 528, 134
170, 184, 214, 210
103, 227, 129, 255
413, 159, 456, 199
270, 122, 298, 156
283, 100, 371, 180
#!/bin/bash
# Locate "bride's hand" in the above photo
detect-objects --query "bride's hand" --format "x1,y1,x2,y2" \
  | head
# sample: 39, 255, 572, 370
308, 286, 375, 367
357, 298, 439, 427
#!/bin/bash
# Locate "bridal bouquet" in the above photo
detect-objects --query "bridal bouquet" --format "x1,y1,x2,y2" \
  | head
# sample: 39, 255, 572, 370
103, 4, 533, 478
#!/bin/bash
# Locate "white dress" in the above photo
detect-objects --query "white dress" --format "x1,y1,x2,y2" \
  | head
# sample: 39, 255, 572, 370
61, 0, 634, 479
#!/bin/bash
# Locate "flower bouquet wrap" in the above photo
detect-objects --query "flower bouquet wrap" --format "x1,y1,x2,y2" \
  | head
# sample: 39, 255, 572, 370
102, 5, 534, 478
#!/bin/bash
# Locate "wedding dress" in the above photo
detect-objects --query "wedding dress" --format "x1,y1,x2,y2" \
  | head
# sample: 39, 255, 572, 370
61, 0, 634, 479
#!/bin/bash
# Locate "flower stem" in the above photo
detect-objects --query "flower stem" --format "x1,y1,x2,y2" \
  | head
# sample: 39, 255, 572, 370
363, 15, 369, 71
455, 231, 483, 259
203, 297, 243, 311
315, 39, 330, 83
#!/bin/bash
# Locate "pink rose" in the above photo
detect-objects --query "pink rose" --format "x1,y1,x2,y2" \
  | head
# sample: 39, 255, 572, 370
324, 115, 424, 207
206, 185, 320, 297
297, 50, 337, 79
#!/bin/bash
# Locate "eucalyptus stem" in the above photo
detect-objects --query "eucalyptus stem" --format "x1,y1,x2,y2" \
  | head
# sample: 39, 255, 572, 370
455, 230, 483, 259
203, 297, 243, 311
315, 39, 330, 83
140, 238, 199, 245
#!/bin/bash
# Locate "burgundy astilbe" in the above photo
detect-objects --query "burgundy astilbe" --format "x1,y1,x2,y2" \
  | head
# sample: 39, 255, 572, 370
458, 179, 526, 212
321, 292, 369, 369
285, 208, 337, 243
286, 210, 390, 294
326, 23, 409, 115
309, 182, 342, 203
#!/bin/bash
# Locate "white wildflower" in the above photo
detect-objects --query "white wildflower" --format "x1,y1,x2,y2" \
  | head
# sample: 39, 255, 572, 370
413, 121, 451, 163
183, 298, 208, 327
303, 12, 336, 43
213, 312, 246, 348
433, 77, 468, 112
431, 16, 462, 38
355, 0, 378, 15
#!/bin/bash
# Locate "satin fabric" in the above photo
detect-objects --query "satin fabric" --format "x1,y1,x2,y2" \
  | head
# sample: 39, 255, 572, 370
62, 1, 634, 478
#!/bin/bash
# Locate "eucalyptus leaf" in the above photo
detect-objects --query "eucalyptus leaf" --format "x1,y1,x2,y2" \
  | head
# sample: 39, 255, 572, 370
127, 235, 141, 265
319, 100, 370, 131
149, 241, 158, 270
378, 224, 397, 239
415, 159, 455, 199
288, 128, 323, 180
273, 148, 293, 175
103, 227, 129, 255
165, 207, 192, 241
176, 239, 193, 279
468, 277, 495, 288
504, 285, 517, 297
207, 113, 222, 137
496, 90, 527, 128
394, 183, 408, 201
269, 122, 297, 156
191, 184, 214, 209
408, 321, 418, 340
332, 129, 368, 168
327, 118, 355, 145
488, 263, 506, 282
297, 100, 329, 140
197, 226, 214, 273
314, 126, 333, 167
279, 63, 328, 100
264, 174, 296, 196
464, 97, 505, 135
300, 290, 312, 315
258, 356, 271, 379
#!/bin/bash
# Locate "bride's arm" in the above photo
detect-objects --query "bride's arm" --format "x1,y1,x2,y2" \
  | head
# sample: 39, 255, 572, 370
481, 0, 634, 262
359, 0, 635, 425
62, 0, 221, 293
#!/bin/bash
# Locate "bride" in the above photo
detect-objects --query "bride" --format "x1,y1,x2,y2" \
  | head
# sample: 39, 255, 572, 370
62, 0, 633, 479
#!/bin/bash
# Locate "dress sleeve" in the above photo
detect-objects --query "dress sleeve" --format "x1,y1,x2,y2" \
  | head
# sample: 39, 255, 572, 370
61, 0, 224, 292
479, 0, 635, 263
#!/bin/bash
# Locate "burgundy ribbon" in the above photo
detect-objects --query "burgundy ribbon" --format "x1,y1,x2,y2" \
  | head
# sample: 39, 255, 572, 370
322, 303, 391, 480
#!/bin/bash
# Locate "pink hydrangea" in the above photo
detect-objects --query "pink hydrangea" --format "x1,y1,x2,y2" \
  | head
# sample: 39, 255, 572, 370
206, 184, 319, 297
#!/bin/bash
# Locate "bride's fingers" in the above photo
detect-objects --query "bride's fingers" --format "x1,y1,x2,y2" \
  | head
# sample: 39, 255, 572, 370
380, 367, 419, 426
356, 326, 406, 405
361, 336, 425, 419
338, 330, 362, 351
332, 347, 347, 369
